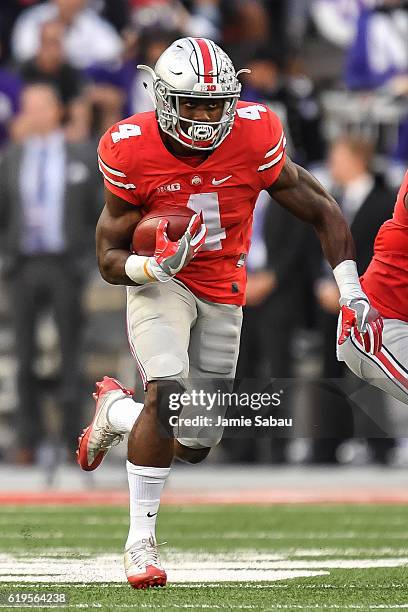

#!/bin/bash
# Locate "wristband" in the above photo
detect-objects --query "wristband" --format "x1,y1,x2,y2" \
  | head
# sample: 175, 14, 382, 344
125, 254, 156, 285
333, 260, 367, 303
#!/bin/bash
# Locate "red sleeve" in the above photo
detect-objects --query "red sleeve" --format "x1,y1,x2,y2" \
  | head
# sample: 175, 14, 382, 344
256, 109, 286, 189
393, 171, 408, 225
97, 125, 141, 206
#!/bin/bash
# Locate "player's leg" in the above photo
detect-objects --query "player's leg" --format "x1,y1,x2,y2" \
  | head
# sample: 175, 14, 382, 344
174, 297, 243, 463
124, 280, 196, 588
338, 318, 408, 405
79, 293, 242, 466
77, 376, 139, 471
77, 279, 194, 470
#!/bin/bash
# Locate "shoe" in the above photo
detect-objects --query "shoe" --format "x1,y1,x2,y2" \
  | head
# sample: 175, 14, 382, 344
124, 536, 167, 589
77, 376, 133, 471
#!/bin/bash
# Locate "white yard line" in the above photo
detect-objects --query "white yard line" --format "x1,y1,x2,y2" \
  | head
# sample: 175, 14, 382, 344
0, 552, 407, 584
4, 547, 407, 558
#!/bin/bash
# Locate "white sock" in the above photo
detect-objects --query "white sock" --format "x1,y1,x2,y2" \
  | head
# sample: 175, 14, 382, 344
125, 461, 170, 549
107, 398, 143, 434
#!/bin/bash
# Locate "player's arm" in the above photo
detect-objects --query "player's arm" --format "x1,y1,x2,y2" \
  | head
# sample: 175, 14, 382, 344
96, 187, 142, 285
266, 156, 383, 354
96, 187, 206, 286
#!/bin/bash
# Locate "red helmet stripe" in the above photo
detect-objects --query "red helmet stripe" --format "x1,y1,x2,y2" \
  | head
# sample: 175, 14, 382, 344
196, 38, 215, 83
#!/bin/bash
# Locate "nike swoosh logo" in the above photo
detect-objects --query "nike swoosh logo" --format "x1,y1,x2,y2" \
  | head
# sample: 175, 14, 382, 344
147, 512, 157, 518
212, 175, 232, 186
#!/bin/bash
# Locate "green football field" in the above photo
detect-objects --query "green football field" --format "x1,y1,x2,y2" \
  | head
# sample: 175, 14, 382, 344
0, 503, 407, 610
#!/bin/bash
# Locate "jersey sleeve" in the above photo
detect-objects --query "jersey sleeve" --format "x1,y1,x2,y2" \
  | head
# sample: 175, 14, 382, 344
97, 125, 141, 206
256, 109, 286, 190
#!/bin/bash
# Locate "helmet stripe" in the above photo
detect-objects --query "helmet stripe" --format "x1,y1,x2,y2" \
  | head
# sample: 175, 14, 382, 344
188, 38, 205, 81
196, 38, 215, 83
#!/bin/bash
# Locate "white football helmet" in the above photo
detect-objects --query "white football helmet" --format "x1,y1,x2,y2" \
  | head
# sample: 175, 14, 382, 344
138, 37, 248, 151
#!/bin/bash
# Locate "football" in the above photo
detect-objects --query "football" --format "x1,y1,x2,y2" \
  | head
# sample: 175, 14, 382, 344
132, 205, 196, 256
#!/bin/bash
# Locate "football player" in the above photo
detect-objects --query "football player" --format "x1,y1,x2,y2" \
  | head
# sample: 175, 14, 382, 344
76, 38, 382, 588
338, 170, 408, 404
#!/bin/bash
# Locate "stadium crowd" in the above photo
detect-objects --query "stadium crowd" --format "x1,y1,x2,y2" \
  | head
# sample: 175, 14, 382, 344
0, 0, 407, 466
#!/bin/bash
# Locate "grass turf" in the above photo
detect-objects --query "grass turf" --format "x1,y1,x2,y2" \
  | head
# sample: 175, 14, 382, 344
0, 504, 407, 610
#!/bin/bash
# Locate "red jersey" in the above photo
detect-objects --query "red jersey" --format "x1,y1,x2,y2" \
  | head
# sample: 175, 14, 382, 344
98, 101, 286, 305
361, 171, 408, 321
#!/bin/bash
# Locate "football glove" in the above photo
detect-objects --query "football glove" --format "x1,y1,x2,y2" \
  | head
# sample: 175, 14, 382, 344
338, 297, 383, 355
148, 212, 207, 282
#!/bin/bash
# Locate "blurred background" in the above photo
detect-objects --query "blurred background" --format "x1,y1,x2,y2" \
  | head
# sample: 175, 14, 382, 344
0, 0, 407, 482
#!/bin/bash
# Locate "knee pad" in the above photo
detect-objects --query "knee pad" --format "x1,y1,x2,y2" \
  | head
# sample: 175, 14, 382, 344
145, 354, 185, 380
175, 391, 226, 449
177, 430, 223, 450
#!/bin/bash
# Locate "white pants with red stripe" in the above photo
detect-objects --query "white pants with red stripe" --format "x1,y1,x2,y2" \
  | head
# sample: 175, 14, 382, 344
337, 317, 408, 405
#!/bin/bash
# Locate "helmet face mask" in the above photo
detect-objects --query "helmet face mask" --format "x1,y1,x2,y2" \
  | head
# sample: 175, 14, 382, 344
138, 37, 248, 152
156, 85, 238, 151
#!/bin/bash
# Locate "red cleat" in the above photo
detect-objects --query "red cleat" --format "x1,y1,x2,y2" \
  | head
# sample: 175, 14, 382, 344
124, 537, 167, 589
77, 376, 133, 471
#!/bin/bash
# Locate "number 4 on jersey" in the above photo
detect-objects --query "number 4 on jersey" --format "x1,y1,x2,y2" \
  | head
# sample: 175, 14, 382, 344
188, 193, 226, 251
111, 124, 141, 143
236, 105, 267, 121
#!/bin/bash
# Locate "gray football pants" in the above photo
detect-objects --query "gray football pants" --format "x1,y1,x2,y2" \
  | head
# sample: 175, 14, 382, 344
126, 279, 243, 448
337, 317, 408, 406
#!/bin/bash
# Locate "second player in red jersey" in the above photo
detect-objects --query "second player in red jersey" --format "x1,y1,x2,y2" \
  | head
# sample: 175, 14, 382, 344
338, 171, 408, 404
361, 171, 408, 322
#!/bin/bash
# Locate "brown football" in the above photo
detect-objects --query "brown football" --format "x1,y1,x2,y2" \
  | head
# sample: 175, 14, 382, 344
132, 205, 195, 256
